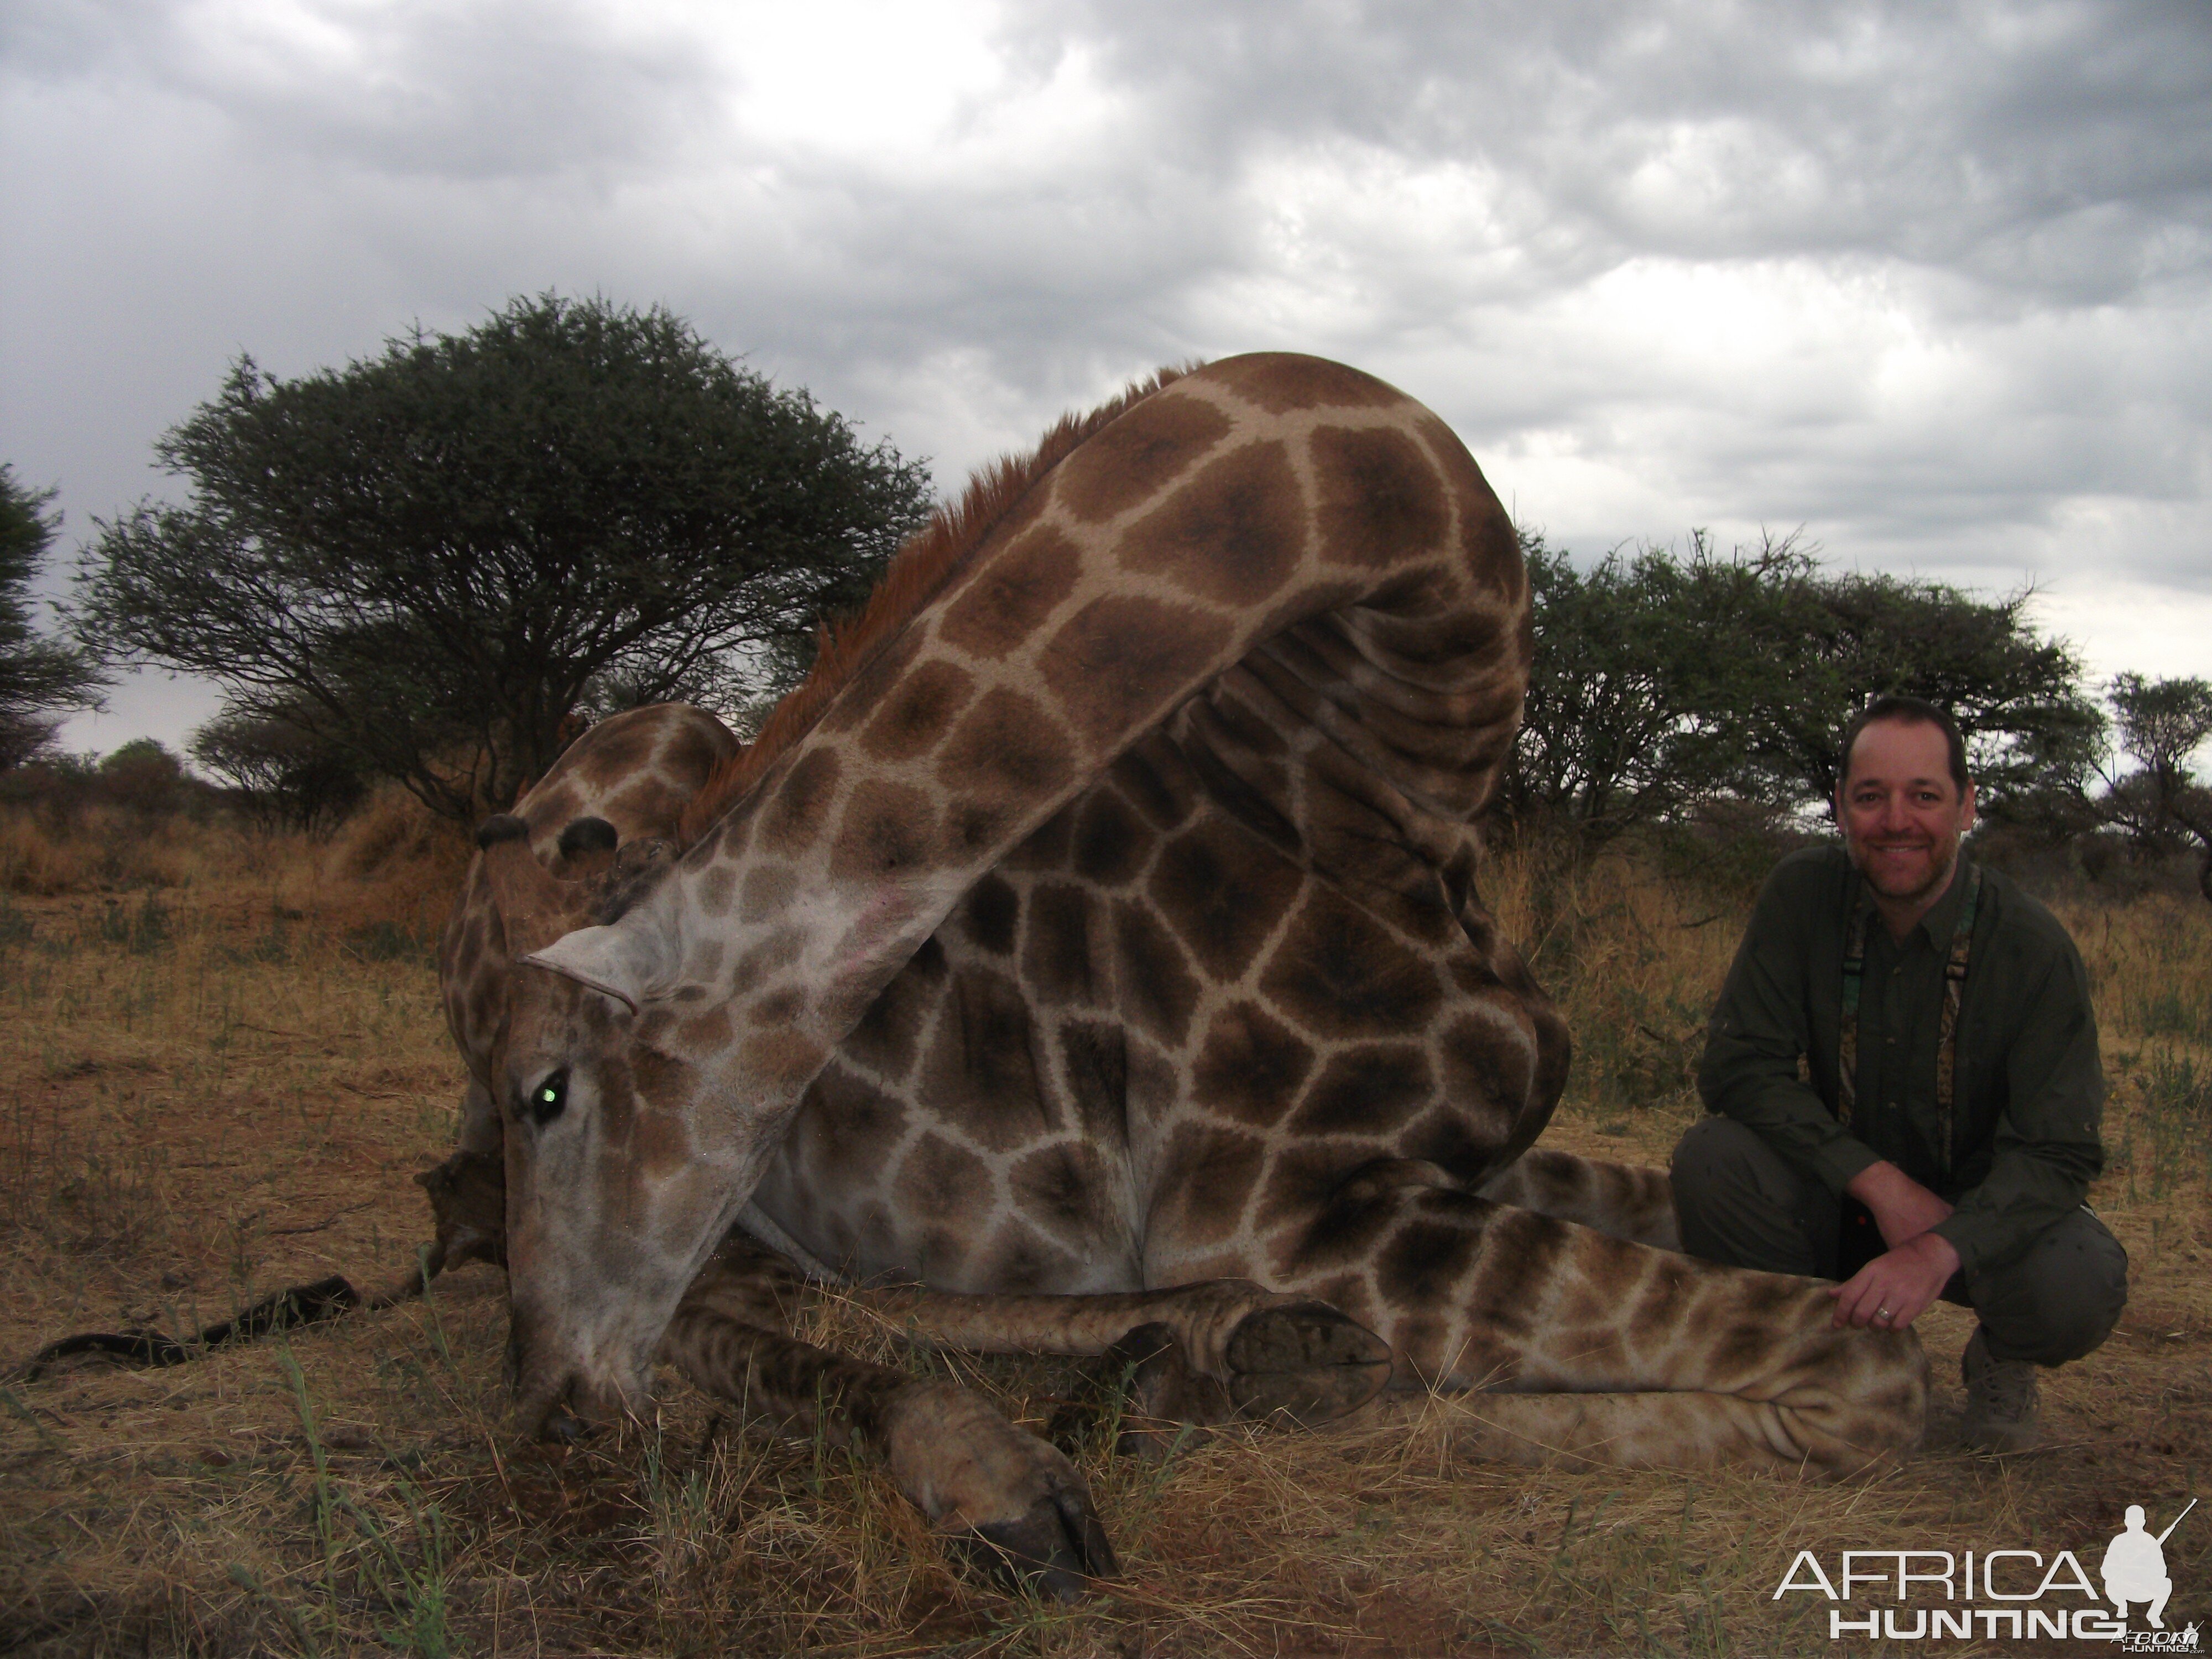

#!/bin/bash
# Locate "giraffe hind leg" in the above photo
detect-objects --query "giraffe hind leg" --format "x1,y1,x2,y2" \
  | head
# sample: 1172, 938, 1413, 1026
1363, 1375, 1926, 1476
1062, 1305, 1391, 1467
844, 1279, 1393, 1424
1281, 1170, 1926, 1477
1077, 1322, 1233, 1463
1476, 1147, 1681, 1251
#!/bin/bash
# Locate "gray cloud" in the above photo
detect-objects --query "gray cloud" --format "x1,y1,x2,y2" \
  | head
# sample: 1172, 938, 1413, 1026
3, 0, 2208, 755
1046, 1, 2212, 299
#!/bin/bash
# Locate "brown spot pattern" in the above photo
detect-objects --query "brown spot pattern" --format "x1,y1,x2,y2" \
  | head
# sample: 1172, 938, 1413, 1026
793, 1061, 912, 1176
841, 936, 944, 1083
827, 778, 938, 885
1053, 389, 1234, 523
1289, 1045, 1433, 1136
1071, 789, 1149, 886
1148, 813, 1304, 980
1008, 1140, 1113, 1244
1310, 424, 1449, 570
935, 686, 1075, 805
1260, 888, 1444, 1040
1191, 1001, 1315, 1126
1208, 353, 1404, 413
902, 1133, 994, 1231
1055, 1018, 1128, 1136
1041, 595, 1233, 757
938, 524, 1083, 660
1112, 899, 1201, 1047
1149, 1123, 1265, 1246
1121, 440, 1306, 608
760, 747, 843, 858
959, 872, 1019, 956
917, 968, 1052, 1154
859, 658, 974, 761
1022, 883, 1102, 1006
1436, 1010, 1534, 1116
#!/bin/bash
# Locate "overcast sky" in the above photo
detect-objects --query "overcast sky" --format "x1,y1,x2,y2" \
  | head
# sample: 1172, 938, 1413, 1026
5, 0, 2209, 757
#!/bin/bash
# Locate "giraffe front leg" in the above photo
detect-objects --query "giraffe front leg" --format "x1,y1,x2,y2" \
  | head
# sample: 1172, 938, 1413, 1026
663, 1242, 1117, 1599
1286, 1165, 1927, 1477
413, 1144, 507, 1274
847, 1279, 1393, 1426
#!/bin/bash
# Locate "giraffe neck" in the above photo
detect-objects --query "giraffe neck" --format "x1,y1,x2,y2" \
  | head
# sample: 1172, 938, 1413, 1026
637, 364, 1505, 1137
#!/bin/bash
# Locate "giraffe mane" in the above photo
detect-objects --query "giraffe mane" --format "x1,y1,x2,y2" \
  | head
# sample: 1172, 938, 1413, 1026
676, 361, 1203, 847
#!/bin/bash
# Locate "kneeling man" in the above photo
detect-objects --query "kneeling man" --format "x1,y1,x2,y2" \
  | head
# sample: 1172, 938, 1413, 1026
1674, 695, 2127, 1450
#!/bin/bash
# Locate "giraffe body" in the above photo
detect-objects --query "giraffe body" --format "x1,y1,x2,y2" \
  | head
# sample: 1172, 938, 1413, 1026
473, 354, 1924, 1486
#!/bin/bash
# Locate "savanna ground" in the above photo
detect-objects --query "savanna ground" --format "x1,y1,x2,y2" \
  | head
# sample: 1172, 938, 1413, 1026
1, 796, 2205, 1658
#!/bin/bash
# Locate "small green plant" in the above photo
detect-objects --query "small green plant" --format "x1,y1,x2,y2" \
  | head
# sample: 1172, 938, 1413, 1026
2125, 985, 2211, 1045
281, 1349, 454, 1658
2137, 1051, 2212, 1198
226, 1562, 325, 1658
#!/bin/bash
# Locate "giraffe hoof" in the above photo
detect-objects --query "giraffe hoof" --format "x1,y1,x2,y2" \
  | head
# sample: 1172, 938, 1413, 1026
1223, 1301, 1394, 1426
964, 1484, 1121, 1602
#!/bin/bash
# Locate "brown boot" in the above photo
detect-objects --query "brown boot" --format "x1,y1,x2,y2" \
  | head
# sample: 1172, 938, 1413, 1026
1961, 1326, 2041, 1452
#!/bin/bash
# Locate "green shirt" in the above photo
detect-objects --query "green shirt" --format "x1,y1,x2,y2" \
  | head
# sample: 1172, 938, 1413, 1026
1697, 846, 2105, 1276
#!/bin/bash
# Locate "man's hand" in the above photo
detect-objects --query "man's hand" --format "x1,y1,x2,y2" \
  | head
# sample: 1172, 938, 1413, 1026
1845, 1160, 1953, 1249
1829, 1231, 1960, 1331
1830, 1160, 1960, 1331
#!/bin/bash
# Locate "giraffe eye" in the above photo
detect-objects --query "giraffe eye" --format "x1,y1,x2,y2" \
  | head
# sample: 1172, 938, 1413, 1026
529, 1069, 569, 1126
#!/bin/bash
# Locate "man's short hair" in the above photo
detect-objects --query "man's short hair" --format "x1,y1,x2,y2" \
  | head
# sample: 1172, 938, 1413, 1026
1838, 695, 1969, 795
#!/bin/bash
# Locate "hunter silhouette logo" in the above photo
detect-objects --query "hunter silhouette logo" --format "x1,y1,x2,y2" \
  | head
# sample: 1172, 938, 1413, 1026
2106, 1501, 2192, 1630
1773, 1495, 2198, 1644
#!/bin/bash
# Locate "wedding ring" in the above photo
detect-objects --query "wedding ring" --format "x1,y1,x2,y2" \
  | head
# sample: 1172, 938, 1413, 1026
1876, 1307, 1892, 1320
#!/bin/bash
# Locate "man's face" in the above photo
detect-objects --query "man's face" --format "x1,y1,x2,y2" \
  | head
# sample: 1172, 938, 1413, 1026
1838, 717, 1976, 911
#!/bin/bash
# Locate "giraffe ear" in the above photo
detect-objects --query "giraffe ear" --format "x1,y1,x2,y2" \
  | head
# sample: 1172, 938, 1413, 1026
520, 921, 673, 1014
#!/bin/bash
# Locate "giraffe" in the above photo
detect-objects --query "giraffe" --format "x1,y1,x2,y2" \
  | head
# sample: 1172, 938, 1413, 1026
441, 702, 1432, 1587
430, 694, 1689, 1586
471, 354, 1925, 1569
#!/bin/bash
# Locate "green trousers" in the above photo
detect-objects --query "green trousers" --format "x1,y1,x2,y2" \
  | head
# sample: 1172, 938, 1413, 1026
1670, 1115, 2127, 1366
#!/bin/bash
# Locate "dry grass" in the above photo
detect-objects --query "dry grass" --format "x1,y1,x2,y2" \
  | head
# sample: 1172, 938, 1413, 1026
2, 824, 2205, 1656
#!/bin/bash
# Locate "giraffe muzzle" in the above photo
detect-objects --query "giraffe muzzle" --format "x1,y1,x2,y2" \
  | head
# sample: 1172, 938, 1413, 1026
507, 1296, 659, 1442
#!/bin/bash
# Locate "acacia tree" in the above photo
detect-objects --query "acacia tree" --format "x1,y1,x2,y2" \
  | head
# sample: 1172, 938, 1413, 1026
189, 701, 366, 834
1749, 570, 2104, 810
1509, 530, 2103, 846
2095, 674, 2212, 902
1, 467, 107, 769
75, 295, 932, 820
1522, 533, 1832, 845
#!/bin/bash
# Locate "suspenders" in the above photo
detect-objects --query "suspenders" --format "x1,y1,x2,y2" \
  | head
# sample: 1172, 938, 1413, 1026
1835, 862, 1983, 1182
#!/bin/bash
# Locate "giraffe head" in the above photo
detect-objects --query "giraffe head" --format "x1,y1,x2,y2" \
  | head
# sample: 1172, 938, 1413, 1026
476, 813, 766, 1436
